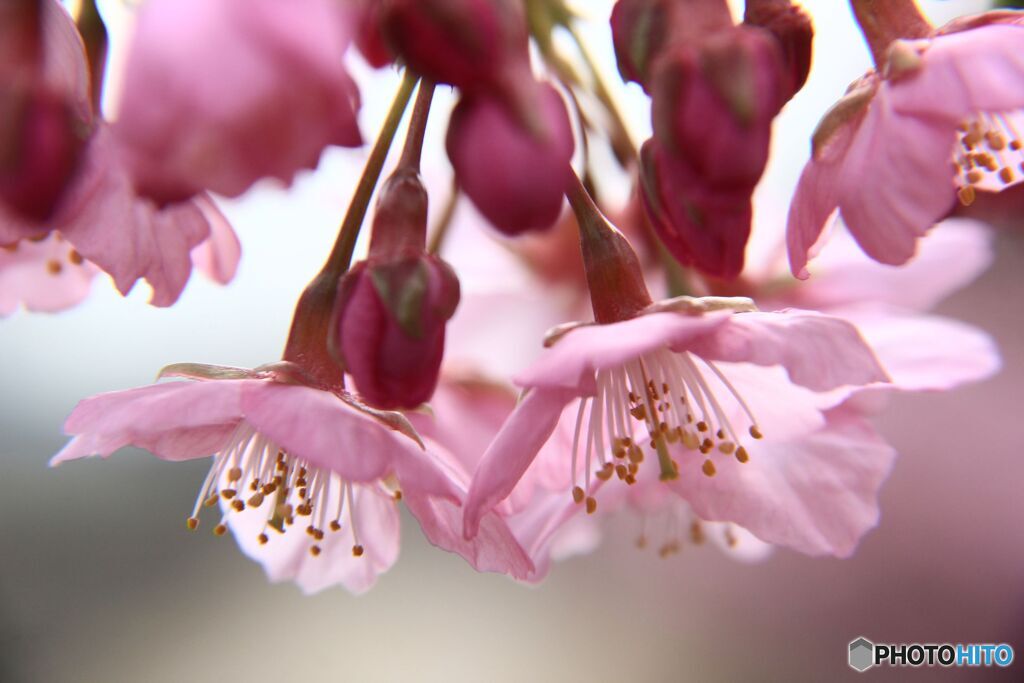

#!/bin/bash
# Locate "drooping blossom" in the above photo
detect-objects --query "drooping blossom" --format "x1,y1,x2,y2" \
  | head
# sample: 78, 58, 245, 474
113, 0, 363, 204
50, 361, 535, 594
0, 0, 242, 310
787, 11, 1024, 278
463, 294, 895, 557
332, 167, 460, 409
446, 81, 575, 236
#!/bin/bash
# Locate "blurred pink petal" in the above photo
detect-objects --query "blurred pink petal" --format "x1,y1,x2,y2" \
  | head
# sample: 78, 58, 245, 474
114, 0, 362, 202
0, 233, 97, 315
189, 196, 241, 285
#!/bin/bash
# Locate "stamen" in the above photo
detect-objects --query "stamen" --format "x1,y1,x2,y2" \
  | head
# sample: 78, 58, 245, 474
955, 111, 1024, 204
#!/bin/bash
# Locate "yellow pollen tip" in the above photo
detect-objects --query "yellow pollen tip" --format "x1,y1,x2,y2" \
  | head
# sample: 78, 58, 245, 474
231, 500, 245, 512
213, 524, 227, 536
186, 517, 199, 530
352, 545, 365, 557
702, 459, 717, 477
572, 486, 585, 504
696, 421, 708, 432
393, 490, 403, 501
46, 259, 62, 275
735, 446, 750, 463
958, 186, 976, 206
221, 489, 236, 500
749, 425, 763, 439
257, 533, 268, 545
227, 467, 242, 482
329, 520, 342, 532
247, 493, 264, 507
68, 249, 84, 265
310, 545, 322, 557
585, 496, 597, 514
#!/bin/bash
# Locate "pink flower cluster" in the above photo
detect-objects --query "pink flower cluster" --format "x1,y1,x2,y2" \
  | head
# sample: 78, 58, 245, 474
2, 0, 1015, 594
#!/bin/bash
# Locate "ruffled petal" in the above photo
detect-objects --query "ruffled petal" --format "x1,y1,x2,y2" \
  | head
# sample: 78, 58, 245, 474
52, 380, 249, 465
0, 233, 98, 315
189, 195, 241, 285
227, 483, 400, 595
688, 310, 889, 392
515, 312, 730, 393
790, 218, 993, 311
463, 386, 576, 538
891, 25, 1024, 121
834, 91, 957, 265
672, 406, 897, 557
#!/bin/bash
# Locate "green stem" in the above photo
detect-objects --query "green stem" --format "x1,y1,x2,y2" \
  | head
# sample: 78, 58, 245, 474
320, 70, 418, 280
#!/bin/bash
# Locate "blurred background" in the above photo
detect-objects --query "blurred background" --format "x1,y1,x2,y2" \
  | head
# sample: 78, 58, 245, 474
1, 0, 1022, 680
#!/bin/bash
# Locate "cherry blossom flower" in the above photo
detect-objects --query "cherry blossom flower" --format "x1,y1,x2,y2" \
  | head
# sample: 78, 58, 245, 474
51, 359, 543, 591
463, 297, 893, 557
787, 13, 1024, 278
1, 0, 241, 311
113, 0, 363, 203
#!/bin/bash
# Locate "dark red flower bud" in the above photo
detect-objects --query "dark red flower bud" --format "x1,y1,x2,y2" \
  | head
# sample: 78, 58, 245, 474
650, 25, 786, 187
331, 168, 460, 410
353, 0, 393, 68
0, 82, 87, 222
446, 81, 574, 236
639, 139, 752, 279
743, 0, 813, 101
610, 0, 673, 89
381, 0, 528, 93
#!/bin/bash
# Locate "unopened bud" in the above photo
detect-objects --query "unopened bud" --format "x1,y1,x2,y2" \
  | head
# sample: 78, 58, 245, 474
650, 26, 786, 187
639, 139, 752, 279
743, 0, 813, 101
446, 81, 574, 236
381, 0, 528, 94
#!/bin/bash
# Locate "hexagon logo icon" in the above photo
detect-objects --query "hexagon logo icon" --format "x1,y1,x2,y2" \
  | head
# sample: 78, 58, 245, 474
849, 637, 875, 672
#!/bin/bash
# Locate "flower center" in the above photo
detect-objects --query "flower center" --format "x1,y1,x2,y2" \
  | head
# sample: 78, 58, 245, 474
955, 111, 1024, 206
569, 347, 762, 513
186, 423, 398, 557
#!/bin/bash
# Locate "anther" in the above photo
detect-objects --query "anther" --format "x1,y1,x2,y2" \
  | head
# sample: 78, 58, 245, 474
735, 446, 750, 463
213, 523, 227, 536
231, 499, 245, 512
227, 467, 242, 482
186, 517, 199, 530
701, 459, 717, 477
310, 545, 322, 557
257, 533, 268, 545
958, 186, 976, 206
221, 489, 236, 500
330, 520, 342, 532
247, 492, 264, 507
572, 486, 585, 504
749, 425, 763, 439
46, 260, 62, 275
696, 421, 708, 433
585, 496, 597, 514
352, 545, 365, 557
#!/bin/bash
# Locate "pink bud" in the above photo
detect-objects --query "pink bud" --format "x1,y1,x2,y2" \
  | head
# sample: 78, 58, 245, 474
650, 26, 786, 188
353, 0, 394, 68
743, 0, 814, 101
610, 0, 673, 88
639, 139, 751, 279
0, 82, 87, 222
334, 256, 460, 410
114, 0, 362, 204
381, 0, 528, 94
446, 81, 574, 236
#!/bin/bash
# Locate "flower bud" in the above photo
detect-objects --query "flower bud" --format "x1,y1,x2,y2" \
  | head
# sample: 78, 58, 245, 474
651, 26, 787, 189
331, 168, 460, 410
743, 0, 813, 101
610, 0, 673, 89
381, 0, 529, 94
639, 139, 752, 279
446, 81, 574, 236
114, 0, 362, 204
353, 0, 393, 68
0, 82, 87, 222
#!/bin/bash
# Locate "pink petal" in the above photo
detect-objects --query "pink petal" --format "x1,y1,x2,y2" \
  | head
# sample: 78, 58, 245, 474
515, 312, 731, 393
688, 310, 889, 392
789, 218, 993, 311
672, 406, 897, 557
228, 484, 400, 595
891, 25, 1024, 121
114, 0, 362, 201
834, 92, 957, 265
463, 386, 576, 538
403, 489, 536, 580
55, 128, 211, 306
189, 195, 241, 285
0, 233, 98, 315
836, 306, 1001, 393
52, 380, 250, 465
239, 382, 458, 500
